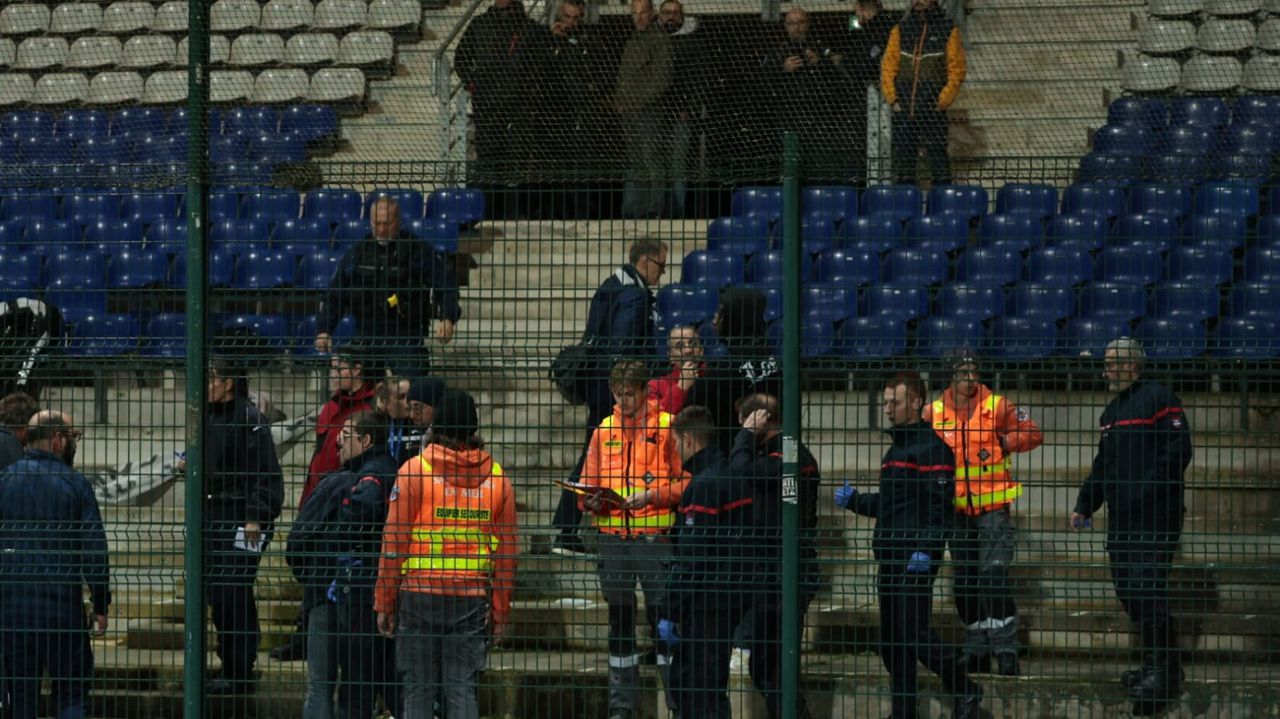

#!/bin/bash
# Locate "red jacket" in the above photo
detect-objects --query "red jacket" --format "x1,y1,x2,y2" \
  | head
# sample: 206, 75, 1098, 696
646, 364, 703, 415
301, 383, 378, 507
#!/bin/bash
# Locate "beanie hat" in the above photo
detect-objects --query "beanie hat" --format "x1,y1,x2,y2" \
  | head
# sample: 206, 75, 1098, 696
408, 377, 447, 408
433, 389, 479, 441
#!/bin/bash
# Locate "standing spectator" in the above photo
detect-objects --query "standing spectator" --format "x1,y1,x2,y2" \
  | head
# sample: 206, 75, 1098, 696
315, 198, 461, 377
0, 410, 109, 719
375, 389, 518, 719
0, 391, 38, 469
551, 240, 667, 557
579, 359, 686, 719
201, 354, 286, 694
766, 8, 845, 182
376, 375, 418, 465
647, 324, 704, 414
455, 0, 539, 219
834, 372, 983, 719
1071, 338, 1191, 717
304, 346, 381, 507
404, 376, 447, 458
836, 0, 896, 183
880, 0, 966, 184
661, 405, 753, 719
616, 0, 673, 219
728, 394, 820, 719
924, 353, 1042, 676
658, 0, 706, 217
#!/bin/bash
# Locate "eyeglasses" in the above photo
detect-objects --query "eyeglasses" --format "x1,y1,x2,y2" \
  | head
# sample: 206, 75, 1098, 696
58, 429, 83, 440
645, 256, 667, 271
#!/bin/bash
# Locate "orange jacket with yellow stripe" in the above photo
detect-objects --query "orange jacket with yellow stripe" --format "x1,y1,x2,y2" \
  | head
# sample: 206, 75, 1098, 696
880, 5, 966, 114
580, 399, 687, 535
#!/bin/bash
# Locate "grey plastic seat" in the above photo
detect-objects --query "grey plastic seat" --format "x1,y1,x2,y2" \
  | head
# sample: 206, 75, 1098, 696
143, 70, 189, 103
1267, 0, 1280, 13
31, 72, 89, 105
1199, 18, 1257, 52
1122, 53, 1181, 92
337, 30, 392, 67
1205, 0, 1263, 15
0, 4, 51, 36
0, 74, 33, 105
67, 36, 123, 70
313, 0, 367, 31
100, 2, 155, 34
253, 67, 309, 102
367, 0, 420, 33
210, 69, 255, 102
1148, 0, 1204, 16
151, 1, 189, 33
1259, 18, 1280, 51
306, 67, 365, 102
285, 33, 339, 65
230, 33, 286, 67
15, 37, 69, 71
176, 36, 231, 66
50, 3, 104, 35
1244, 52, 1280, 88
212, 0, 263, 33
0, 40, 14, 68
261, 0, 315, 31
122, 35, 176, 69
1139, 19, 1196, 54
1181, 53, 1243, 91
88, 70, 144, 104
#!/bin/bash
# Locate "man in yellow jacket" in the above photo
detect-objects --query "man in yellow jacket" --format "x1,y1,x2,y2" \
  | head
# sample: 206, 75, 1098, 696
880, 0, 966, 184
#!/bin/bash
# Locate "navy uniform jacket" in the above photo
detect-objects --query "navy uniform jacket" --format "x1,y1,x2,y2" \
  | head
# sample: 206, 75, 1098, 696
0, 448, 110, 628
728, 428, 820, 590
204, 395, 285, 527
0, 425, 23, 470
1074, 379, 1192, 541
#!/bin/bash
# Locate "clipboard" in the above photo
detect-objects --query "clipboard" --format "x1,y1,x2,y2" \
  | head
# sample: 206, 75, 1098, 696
555, 480, 625, 506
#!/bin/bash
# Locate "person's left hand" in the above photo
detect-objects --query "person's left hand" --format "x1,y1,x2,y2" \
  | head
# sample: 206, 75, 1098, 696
377, 611, 397, 638
743, 408, 770, 434
906, 551, 931, 574
491, 619, 507, 645
436, 319, 456, 343
244, 522, 262, 547
658, 619, 680, 646
92, 614, 108, 636
622, 490, 652, 510
805, 49, 819, 65
834, 480, 857, 509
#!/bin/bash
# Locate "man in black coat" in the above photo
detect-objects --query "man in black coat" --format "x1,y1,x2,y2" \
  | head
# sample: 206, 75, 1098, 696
0, 391, 37, 470
1071, 337, 1192, 717
835, 372, 982, 719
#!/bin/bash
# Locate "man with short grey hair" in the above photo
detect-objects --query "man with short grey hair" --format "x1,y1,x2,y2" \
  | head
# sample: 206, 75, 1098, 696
1070, 337, 1192, 716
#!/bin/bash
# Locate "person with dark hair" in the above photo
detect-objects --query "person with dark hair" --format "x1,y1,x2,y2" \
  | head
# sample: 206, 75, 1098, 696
0, 391, 38, 469
376, 389, 518, 719
647, 325, 704, 414
834, 372, 983, 719
201, 355, 285, 694
0, 410, 109, 719
304, 346, 381, 508
404, 376, 447, 460
765, 7, 846, 182
657, 0, 705, 217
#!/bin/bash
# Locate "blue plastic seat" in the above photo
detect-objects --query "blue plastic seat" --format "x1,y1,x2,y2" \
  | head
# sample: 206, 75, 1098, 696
225, 106, 280, 136
1062, 183, 1127, 220
954, 245, 1021, 286
0, 221, 23, 249
249, 132, 306, 166
425, 188, 485, 224
1095, 245, 1165, 285
110, 107, 167, 138
905, 213, 968, 253
212, 162, 273, 186
83, 219, 142, 250
280, 104, 339, 143
207, 250, 235, 288
0, 252, 40, 299
801, 282, 858, 324
25, 220, 80, 247
1093, 123, 1152, 156
1160, 125, 1218, 156
1078, 153, 1141, 184
243, 190, 301, 223
45, 251, 108, 313
1213, 317, 1280, 358
1229, 281, 1278, 319
141, 313, 187, 359
1062, 317, 1131, 358
656, 284, 719, 325
1166, 246, 1233, 285
59, 192, 119, 225
234, 251, 296, 289
996, 184, 1057, 218
1143, 154, 1208, 183
802, 186, 859, 225
1193, 180, 1259, 217
706, 216, 770, 256
979, 212, 1043, 253
680, 250, 744, 288
1, 110, 55, 139
134, 134, 188, 165
1169, 96, 1229, 128
1232, 96, 1280, 128
144, 219, 186, 254
121, 191, 184, 225
109, 248, 169, 289
1221, 124, 1275, 155
792, 213, 837, 255
1212, 153, 1270, 182
77, 135, 134, 165
845, 213, 902, 254
1107, 97, 1166, 128
769, 316, 834, 358
332, 218, 368, 248
1079, 282, 1147, 320
298, 249, 343, 289
1009, 283, 1075, 320
273, 217, 331, 252
1261, 214, 1280, 249
304, 188, 363, 223
1048, 213, 1108, 251
1024, 244, 1093, 285
0, 137, 18, 167
1149, 282, 1219, 321
864, 284, 929, 321
2, 192, 58, 224
813, 248, 879, 286
211, 218, 269, 252
210, 134, 249, 165
404, 218, 460, 253
927, 184, 988, 220
223, 314, 290, 352
57, 109, 109, 144
739, 283, 782, 322
730, 186, 783, 224
744, 250, 805, 285
884, 248, 948, 286
1183, 213, 1247, 252
1139, 316, 1206, 360
915, 316, 984, 357
861, 184, 922, 221
984, 316, 1058, 360
65, 313, 141, 357
1128, 183, 1193, 219
836, 315, 907, 358
1245, 246, 1280, 282
365, 188, 425, 223
207, 190, 240, 222
938, 283, 1004, 320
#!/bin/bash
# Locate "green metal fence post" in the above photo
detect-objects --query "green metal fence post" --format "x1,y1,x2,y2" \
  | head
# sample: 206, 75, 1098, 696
780, 131, 802, 719
183, 0, 211, 716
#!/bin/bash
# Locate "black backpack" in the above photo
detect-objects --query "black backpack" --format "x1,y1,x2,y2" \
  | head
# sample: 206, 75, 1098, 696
285, 470, 359, 586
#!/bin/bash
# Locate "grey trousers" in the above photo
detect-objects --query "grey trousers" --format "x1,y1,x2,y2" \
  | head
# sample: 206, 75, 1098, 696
303, 603, 337, 719
597, 533, 674, 714
395, 593, 488, 719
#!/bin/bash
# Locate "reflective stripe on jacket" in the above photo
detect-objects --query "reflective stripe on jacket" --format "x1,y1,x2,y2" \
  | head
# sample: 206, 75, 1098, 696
927, 385, 1042, 515
581, 399, 686, 535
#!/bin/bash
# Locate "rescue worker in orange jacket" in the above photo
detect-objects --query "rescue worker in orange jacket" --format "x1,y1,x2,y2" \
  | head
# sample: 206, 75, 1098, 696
375, 389, 517, 719
923, 352, 1043, 676
880, 0, 965, 184
580, 358, 687, 719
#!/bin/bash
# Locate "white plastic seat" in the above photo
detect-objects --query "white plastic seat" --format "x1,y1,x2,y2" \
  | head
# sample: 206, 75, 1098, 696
367, 0, 420, 32
0, 40, 14, 68
50, 3, 104, 35
1122, 53, 1181, 92
210, 69, 255, 102
306, 67, 364, 102
31, 72, 89, 105
230, 33, 286, 66
1244, 53, 1280, 89
1139, 20, 1196, 54
1267, 0, 1280, 13
15, 37, 69, 71
88, 70, 144, 104
143, 70, 189, 103
1259, 18, 1280, 51
1205, 0, 1263, 15
254, 67, 309, 102
337, 30, 392, 67
151, 1, 189, 33
122, 35, 176, 69
0, 74, 33, 105
313, 0, 367, 31
0, 4, 51, 35
285, 33, 339, 65
176, 36, 231, 66
67, 36, 123, 70
1181, 53, 1243, 91
261, 0, 315, 31
100, 2, 155, 34
1199, 18, 1257, 52
212, 0, 263, 33
1148, 0, 1204, 15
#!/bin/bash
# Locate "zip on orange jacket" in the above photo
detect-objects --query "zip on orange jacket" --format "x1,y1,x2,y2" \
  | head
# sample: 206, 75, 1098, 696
580, 398, 687, 534
879, 13, 966, 113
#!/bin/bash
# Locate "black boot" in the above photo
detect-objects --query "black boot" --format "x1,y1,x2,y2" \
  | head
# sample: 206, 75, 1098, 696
1129, 658, 1183, 716
953, 682, 983, 719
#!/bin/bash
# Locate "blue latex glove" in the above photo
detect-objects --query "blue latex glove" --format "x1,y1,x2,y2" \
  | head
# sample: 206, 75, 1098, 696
834, 480, 857, 509
326, 579, 341, 603
658, 619, 680, 647
1072, 515, 1092, 530
906, 551, 931, 574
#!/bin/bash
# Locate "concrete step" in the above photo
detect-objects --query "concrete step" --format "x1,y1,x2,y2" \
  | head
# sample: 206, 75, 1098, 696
967, 8, 1137, 44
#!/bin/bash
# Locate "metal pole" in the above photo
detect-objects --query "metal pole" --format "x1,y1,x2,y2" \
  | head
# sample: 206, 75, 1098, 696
183, 0, 210, 715
779, 131, 803, 719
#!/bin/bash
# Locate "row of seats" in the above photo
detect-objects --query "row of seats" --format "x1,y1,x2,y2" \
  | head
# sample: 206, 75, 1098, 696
0, 0, 421, 36
1122, 52, 1280, 92
62, 312, 371, 359
3, 129, 313, 165
1107, 94, 1280, 129
0, 31, 394, 71
1093, 121, 1280, 156
0, 67, 366, 105
1140, 17, 1280, 55
0, 105, 339, 142
1149, 0, 1280, 18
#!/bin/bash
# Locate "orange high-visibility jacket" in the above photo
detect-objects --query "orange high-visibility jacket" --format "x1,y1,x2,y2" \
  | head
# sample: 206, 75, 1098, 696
924, 383, 1043, 515
374, 443, 518, 630
580, 399, 687, 535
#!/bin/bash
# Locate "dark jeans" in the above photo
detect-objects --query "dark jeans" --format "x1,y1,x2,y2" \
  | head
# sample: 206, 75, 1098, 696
744, 593, 814, 719
671, 599, 749, 719
395, 593, 488, 719
621, 106, 666, 219
1, 621, 93, 719
336, 602, 396, 719
950, 508, 1018, 654
205, 521, 269, 681
1109, 538, 1180, 662
891, 108, 952, 185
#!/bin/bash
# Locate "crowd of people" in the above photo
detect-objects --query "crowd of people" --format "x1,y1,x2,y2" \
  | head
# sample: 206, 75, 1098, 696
457, 0, 968, 219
